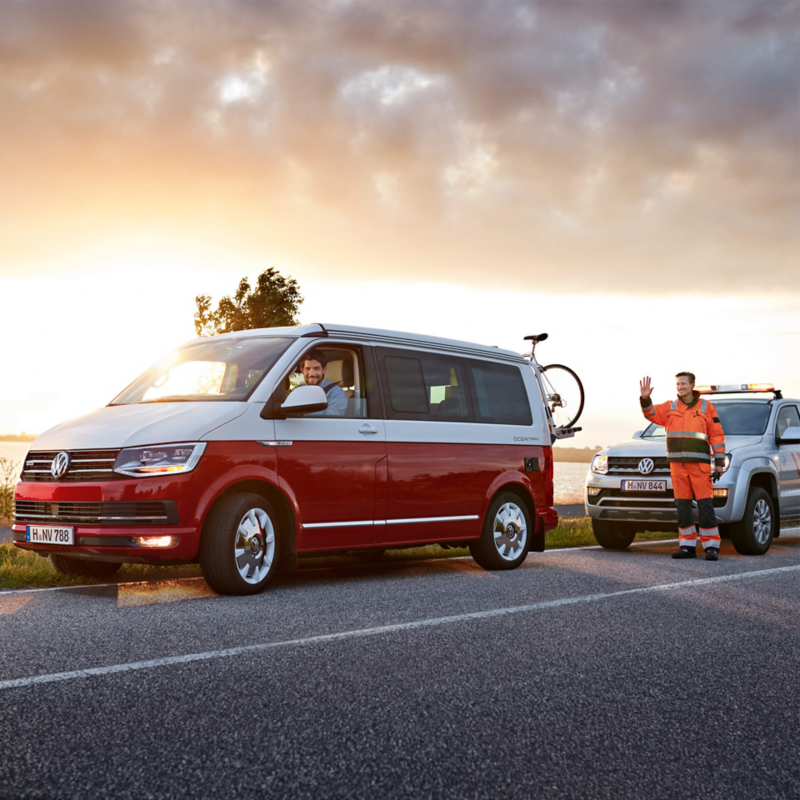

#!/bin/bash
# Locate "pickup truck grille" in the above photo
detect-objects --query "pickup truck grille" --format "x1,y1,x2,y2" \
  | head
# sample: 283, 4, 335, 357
21, 450, 123, 482
607, 456, 671, 476
14, 500, 179, 526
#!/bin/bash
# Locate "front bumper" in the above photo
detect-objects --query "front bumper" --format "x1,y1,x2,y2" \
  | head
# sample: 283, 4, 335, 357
584, 472, 733, 527
12, 473, 203, 564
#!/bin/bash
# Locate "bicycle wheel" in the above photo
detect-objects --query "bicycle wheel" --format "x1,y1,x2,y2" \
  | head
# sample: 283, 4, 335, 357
540, 364, 585, 429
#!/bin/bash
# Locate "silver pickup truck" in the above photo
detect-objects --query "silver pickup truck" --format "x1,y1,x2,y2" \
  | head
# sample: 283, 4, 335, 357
585, 386, 800, 555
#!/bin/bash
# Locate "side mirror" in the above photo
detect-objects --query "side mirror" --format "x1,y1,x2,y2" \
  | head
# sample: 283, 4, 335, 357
632, 430, 643, 439
280, 384, 328, 417
777, 425, 800, 445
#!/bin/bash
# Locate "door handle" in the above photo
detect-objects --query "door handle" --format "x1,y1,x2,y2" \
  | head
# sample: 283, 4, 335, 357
359, 424, 379, 435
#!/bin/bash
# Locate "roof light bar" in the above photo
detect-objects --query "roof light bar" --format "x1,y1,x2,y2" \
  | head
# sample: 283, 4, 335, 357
696, 383, 777, 395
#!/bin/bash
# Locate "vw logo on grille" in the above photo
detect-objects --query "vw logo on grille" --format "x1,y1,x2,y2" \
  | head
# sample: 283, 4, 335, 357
638, 458, 655, 475
51, 452, 71, 479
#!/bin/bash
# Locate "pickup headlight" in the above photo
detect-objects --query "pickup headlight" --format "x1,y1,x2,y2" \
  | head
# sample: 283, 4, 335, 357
721, 454, 732, 473
591, 454, 608, 474
113, 443, 206, 477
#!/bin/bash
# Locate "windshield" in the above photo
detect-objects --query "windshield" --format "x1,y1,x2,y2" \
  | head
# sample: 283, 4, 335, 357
641, 401, 771, 438
111, 337, 293, 405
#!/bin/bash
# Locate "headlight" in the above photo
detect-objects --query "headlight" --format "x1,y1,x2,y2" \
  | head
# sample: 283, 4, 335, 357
591, 454, 608, 474
113, 443, 206, 477
721, 454, 732, 473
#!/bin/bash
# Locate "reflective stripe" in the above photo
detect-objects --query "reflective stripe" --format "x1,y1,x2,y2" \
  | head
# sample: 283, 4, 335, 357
667, 431, 709, 440
671, 400, 678, 411
712, 445, 725, 452
667, 452, 713, 462
699, 528, 721, 548
701, 399, 707, 413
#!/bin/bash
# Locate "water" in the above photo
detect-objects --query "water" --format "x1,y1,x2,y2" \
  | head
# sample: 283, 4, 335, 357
0, 442, 30, 481
0, 440, 589, 502
553, 461, 589, 503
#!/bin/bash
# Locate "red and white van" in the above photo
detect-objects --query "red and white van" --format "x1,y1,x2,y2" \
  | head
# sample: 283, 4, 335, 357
13, 324, 558, 594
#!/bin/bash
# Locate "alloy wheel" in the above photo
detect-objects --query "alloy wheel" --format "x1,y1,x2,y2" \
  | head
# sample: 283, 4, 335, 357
493, 502, 528, 561
234, 508, 276, 584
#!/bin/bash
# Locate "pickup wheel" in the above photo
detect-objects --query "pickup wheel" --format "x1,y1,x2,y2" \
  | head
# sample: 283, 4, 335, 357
200, 492, 281, 595
592, 519, 636, 550
50, 555, 122, 581
729, 488, 774, 555
470, 493, 531, 570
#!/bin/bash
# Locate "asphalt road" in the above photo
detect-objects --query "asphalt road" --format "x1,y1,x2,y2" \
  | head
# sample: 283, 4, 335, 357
1, 534, 799, 800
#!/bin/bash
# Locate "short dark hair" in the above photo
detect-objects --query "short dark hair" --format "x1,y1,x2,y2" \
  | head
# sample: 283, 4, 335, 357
301, 350, 327, 368
675, 371, 695, 384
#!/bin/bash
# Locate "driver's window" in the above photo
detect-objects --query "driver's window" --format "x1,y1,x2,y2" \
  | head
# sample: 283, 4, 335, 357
285, 347, 367, 419
777, 406, 800, 438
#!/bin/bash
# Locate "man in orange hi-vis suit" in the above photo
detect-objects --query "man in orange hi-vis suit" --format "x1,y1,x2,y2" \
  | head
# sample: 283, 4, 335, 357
639, 372, 726, 561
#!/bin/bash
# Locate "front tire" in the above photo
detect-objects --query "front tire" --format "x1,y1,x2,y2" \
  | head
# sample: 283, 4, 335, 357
729, 488, 774, 555
50, 555, 122, 581
200, 492, 281, 595
470, 493, 531, 570
592, 519, 636, 550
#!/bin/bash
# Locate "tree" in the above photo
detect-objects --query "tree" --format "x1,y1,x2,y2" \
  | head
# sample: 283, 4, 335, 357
194, 268, 304, 336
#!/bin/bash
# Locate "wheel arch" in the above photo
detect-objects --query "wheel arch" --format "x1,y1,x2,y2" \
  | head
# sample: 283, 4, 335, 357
746, 470, 779, 520
486, 481, 544, 553
201, 479, 297, 561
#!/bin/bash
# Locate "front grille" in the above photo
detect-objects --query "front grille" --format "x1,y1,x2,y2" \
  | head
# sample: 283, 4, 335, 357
607, 456, 671, 476
14, 500, 179, 526
589, 488, 726, 509
21, 450, 123, 482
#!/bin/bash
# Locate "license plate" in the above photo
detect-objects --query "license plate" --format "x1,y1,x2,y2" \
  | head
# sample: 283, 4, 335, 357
26, 525, 74, 545
621, 480, 667, 492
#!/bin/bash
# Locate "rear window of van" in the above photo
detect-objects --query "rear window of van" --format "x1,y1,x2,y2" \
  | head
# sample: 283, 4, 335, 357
466, 361, 532, 426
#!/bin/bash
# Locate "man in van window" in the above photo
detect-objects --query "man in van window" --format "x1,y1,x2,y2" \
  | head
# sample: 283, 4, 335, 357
299, 350, 347, 417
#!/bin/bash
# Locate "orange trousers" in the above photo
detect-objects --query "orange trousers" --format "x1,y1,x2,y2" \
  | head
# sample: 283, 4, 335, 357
670, 461, 720, 551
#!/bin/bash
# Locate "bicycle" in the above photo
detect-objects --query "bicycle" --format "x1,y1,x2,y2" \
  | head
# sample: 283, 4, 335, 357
524, 333, 585, 434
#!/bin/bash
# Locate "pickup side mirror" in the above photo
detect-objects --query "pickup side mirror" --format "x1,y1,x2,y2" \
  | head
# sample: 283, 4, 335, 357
632, 430, 643, 439
279, 384, 328, 417
777, 425, 800, 445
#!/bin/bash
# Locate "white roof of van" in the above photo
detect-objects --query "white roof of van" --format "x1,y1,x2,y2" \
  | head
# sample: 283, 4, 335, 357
188, 323, 526, 363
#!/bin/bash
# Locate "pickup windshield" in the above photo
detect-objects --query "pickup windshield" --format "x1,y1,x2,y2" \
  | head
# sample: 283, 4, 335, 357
110, 337, 293, 405
642, 402, 771, 438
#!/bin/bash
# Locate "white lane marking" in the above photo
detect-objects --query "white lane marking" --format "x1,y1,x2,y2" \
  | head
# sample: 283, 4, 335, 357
1, 563, 798, 692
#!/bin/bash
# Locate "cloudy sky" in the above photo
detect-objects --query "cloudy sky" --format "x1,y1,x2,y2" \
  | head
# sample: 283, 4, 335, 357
1, 0, 798, 444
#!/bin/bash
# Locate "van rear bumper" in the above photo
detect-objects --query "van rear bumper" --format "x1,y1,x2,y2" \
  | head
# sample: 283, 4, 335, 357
538, 506, 559, 532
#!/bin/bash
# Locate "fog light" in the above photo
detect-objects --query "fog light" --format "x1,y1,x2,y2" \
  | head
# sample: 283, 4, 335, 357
587, 487, 601, 496
713, 489, 728, 498
134, 536, 177, 548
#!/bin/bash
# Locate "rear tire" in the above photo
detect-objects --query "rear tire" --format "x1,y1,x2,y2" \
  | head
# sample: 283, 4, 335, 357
729, 488, 774, 555
470, 493, 531, 570
50, 555, 122, 581
592, 519, 636, 550
200, 492, 281, 595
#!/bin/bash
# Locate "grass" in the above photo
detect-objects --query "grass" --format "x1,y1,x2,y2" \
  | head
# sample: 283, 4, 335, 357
0, 457, 17, 526
0, 518, 679, 591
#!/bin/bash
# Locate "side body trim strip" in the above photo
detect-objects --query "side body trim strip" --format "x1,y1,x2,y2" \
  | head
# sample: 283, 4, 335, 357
302, 514, 480, 530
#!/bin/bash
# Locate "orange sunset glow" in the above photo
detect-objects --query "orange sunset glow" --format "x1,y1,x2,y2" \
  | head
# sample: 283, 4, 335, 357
1, 1, 798, 444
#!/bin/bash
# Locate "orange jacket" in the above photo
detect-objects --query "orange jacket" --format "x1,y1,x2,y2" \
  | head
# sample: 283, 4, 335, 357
641, 393, 726, 467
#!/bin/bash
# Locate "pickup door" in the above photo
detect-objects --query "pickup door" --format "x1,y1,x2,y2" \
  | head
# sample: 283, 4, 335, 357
776, 404, 800, 519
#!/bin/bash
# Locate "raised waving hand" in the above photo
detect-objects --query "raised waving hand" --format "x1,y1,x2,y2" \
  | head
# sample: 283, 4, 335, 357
639, 376, 653, 399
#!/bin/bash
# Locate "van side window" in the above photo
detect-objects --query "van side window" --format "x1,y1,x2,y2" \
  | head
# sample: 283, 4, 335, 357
380, 350, 472, 421
384, 357, 428, 414
466, 360, 532, 426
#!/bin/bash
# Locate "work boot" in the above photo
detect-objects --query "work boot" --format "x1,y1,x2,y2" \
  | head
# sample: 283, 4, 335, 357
672, 546, 697, 559
704, 548, 720, 561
